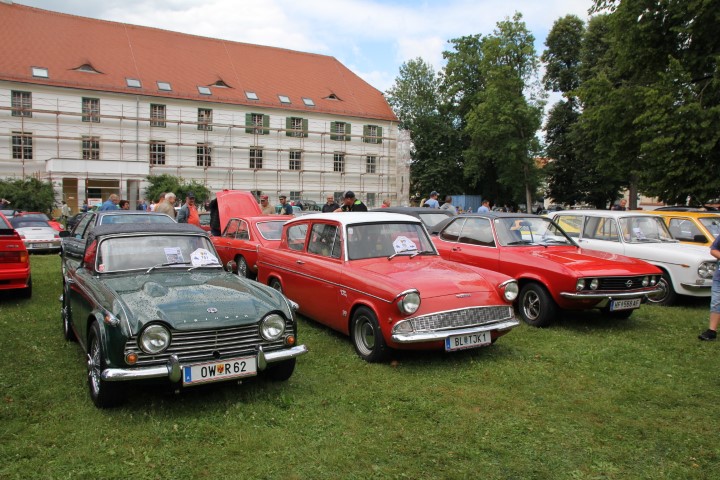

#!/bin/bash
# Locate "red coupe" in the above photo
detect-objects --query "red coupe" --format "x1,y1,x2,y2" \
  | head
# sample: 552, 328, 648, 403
0, 212, 31, 297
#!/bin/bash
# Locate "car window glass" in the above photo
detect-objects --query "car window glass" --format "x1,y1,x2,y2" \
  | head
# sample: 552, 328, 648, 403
594, 217, 619, 242
699, 217, 720, 238
618, 216, 673, 243
97, 235, 216, 272
440, 218, 464, 242
223, 219, 239, 237
237, 220, 250, 240
554, 215, 581, 238
287, 224, 308, 251
256, 221, 284, 241
459, 218, 495, 247
308, 224, 339, 258
418, 212, 451, 227
0, 216, 9, 228
668, 218, 701, 241
347, 222, 433, 260
72, 214, 93, 238
83, 216, 97, 240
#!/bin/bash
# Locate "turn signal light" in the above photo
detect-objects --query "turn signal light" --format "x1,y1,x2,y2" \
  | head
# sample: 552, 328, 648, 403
125, 352, 138, 365
285, 335, 296, 346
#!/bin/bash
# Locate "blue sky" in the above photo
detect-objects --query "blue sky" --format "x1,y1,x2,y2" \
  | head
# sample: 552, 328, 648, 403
17, 0, 593, 92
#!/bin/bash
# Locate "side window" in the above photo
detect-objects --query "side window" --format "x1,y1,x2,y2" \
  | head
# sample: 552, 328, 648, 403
668, 218, 701, 242
75, 214, 95, 239
584, 216, 619, 241
308, 224, 339, 258
223, 219, 239, 238
237, 220, 250, 240
439, 218, 464, 242
459, 218, 495, 247
287, 224, 308, 251
554, 215, 581, 238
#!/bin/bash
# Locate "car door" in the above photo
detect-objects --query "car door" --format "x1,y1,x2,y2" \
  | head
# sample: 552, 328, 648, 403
440, 217, 500, 271
213, 218, 241, 265
577, 215, 626, 255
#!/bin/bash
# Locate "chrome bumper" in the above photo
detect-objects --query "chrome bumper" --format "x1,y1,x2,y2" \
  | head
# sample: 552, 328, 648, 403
392, 319, 520, 344
101, 345, 308, 383
680, 282, 712, 290
560, 286, 663, 300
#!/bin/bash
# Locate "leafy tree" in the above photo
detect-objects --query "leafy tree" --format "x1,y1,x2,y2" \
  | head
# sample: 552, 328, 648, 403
541, 15, 584, 95
0, 177, 56, 213
145, 174, 211, 206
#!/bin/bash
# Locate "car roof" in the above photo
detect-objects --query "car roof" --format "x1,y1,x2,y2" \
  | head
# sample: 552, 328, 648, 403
88, 223, 206, 244
284, 212, 423, 227
547, 209, 657, 218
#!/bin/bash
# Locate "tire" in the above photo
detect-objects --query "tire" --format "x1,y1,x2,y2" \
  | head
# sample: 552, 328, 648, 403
350, 306, 390, 362
264, 358, 296, 381
269, 278, 283, 294
235, 255, 252, 279
645, 273, 677, 306
518, 283, 557, 327
87, 322, 125, 408
62, 283, 76, 342
19, 275, 32, 299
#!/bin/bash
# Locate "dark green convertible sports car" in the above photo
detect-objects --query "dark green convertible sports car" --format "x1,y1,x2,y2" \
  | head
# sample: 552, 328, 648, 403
60, 223, 307, 407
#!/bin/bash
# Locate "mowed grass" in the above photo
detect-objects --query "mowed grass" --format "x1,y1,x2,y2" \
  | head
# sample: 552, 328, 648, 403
1, 255, 719, 479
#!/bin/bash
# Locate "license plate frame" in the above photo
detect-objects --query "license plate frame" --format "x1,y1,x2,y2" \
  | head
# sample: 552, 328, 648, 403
182, 356, 257, 386
445, 332, 491, 352
609, 298, 642, 311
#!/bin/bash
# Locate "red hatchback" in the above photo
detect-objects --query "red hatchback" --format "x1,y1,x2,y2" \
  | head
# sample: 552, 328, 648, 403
431, 213, 663, 327
0, 212, 31, 298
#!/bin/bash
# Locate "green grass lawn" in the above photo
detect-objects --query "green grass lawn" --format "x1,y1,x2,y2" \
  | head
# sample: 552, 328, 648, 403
1, 255, 719, 479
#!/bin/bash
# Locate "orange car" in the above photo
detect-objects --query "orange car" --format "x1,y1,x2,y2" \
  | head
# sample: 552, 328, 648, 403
645, 210, 720, 247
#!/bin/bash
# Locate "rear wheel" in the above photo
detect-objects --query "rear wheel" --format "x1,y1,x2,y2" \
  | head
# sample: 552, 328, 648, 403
264, 359, 296, 381
646, 273, 676, 306
87, 322, 125, 408
518, 283, 556, 327
269, 278, 283, 294
61, 282, 76, 342
350, 307, 389, 362
235, 255, 250, 279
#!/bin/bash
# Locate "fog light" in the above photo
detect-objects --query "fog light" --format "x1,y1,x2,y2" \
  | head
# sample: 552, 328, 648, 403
576, 279, 585, 291
590, 279, 599, 290
642, 276, 649, 287
650, 276, 657, 285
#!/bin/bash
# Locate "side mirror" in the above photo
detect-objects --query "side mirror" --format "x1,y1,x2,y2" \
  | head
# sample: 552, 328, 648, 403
693, 234, 708, 243
59, 230, 71, 238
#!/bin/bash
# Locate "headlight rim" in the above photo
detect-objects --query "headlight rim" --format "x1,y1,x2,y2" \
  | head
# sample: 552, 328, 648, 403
138, 323, 172, 355
500, 280, 519, 302
397, 290, 421, 315
260, 313, 286, 341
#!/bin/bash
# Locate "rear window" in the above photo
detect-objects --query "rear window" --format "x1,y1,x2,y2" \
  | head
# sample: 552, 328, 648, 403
0, 216, 10, 229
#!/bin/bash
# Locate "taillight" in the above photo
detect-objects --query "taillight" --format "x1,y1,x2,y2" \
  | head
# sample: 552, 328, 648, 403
0, 251, 22, 263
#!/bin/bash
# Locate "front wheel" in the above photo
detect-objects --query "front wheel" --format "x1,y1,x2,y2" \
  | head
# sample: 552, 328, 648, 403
235, 255, 251, 279
645, 274, 677, 306
264, 359, 296, 381
518, 283, 557, 327
87, 323, 125, 408
269, 278, 283, 294
350, 307, 390, 362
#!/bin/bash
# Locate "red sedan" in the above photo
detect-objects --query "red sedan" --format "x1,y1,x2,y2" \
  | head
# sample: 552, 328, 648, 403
257, 212, 521, 362
0, 212, 31, 297
430, 213, 663, 327
213, 216, 286, 278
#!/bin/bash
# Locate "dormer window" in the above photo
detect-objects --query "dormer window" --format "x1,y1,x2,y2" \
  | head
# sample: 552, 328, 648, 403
324, 93, 341, 101
302, 97, 315, 107
31, 67, 48, 78
126, 78, 142, 88
198, 86, 212, 95
75, 64, 101, 74
212, 80, 230, 88
278, 95, 291, 104
157, 81, 172, 91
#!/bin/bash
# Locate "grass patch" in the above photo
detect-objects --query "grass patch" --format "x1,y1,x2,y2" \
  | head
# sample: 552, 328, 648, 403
1, 255, 719, 479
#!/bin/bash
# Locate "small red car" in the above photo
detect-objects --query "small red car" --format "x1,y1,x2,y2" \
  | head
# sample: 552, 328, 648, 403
430, 213, 664, 327
0, 212, 31, 298
213, 216, 286, 278
258, 212, 521, 362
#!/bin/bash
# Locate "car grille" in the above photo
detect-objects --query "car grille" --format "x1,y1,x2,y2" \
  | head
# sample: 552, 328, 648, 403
410, 305, 514, 332
125, 320, 293, 366
597, 276, 651, 291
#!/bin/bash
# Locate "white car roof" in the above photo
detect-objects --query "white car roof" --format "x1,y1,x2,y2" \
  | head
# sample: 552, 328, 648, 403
284, 212, 423, 227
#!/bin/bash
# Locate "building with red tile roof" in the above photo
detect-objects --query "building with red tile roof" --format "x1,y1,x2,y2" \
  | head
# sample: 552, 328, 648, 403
0, 1, 405, 212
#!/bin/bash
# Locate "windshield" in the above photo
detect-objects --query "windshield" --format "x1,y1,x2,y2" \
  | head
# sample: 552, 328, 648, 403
347, 222, 436, 260
256, 221, 285, 240
494, 217, 574, 246
619, 216, 675, 243
11, 220, 50, 228
97, 234, 220, 273
699, 217, 720, 238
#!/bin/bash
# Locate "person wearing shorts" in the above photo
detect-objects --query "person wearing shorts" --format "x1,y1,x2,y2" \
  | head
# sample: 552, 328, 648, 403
698, 234, 720, 340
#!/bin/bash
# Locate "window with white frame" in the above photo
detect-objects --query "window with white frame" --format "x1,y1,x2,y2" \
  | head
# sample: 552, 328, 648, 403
11, 91, 32, 118
11, 132, 32, 160
363, 125, 383, 144
289, 191, 301, 202
82, 136, 100, 160
150, 141, 166, 165
366, 155, 377, 174
286, 117, 307, 138
150, 104, 166, 128
333, 153, 345, 172
330, 121, 351, 141
289, 150, 302, 170
245, 113, 268, 135
250, 148, 263, 169
198, 108, 212, 131
197, 143, 212, 167
82, 97, 100, 123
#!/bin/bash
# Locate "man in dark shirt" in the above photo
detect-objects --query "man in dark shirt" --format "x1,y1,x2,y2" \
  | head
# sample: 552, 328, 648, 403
339, 191, 368, 212
278, 194, 294, 215
322, 195, 340, 213
208, 197, 221, 236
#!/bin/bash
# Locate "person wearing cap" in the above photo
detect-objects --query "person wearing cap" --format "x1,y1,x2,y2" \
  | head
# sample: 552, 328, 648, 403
424, 191, 440, 209
278, 194, 294, 215
337, 191, 368, 212
322, 195, 340, 213
259, 195, 275, 215
177, 192, 200, 226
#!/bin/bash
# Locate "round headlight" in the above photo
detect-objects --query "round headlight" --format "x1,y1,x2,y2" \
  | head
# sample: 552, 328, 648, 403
502, 281, 519, 302
397, 291, 421, 315
590, 278, 599, 290
642, 276, 649, 287
576, 279, 586, 291
260, 314, 286, 341
139, 324, 171, 354
698, 262, 716, 279
650, 276, 657, 285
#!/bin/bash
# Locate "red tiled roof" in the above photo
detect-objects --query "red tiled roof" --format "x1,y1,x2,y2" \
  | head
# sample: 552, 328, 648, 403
0, 3, 397, 121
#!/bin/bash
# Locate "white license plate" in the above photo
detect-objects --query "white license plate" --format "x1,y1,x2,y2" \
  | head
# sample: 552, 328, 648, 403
30, 243, 50, 249
182, 356, 257, 386
610, 298, 642, 311
445, 332, 491, 352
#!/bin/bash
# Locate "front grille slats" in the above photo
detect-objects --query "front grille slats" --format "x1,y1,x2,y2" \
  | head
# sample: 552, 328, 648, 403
411, 305, 514, 332
596, 276, 650, 291
125, 320, 293, 366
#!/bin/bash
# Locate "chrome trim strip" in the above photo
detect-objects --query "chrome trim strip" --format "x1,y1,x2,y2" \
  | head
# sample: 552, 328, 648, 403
680, 282, 712, 290
392, 319, 519, 343
560, 286, 663, 299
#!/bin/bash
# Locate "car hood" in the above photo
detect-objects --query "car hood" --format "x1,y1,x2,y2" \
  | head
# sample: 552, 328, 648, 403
15, 227, 57, 238
102, 271, 284, 332
521, 246, 662, 276
352, 256, 499, 298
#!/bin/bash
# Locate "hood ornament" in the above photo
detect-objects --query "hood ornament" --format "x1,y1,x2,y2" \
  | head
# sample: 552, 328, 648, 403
207, 307, 218, 313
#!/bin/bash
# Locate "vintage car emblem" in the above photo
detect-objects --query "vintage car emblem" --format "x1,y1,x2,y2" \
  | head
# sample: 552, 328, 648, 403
207, 307, 218, 313
626, 280, 633, 288
456, 293, 471, 298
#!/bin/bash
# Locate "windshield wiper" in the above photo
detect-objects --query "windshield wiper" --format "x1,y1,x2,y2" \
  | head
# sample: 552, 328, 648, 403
188, 263, 222, 271
387, 251, 416, 261
145, 261, 192, 274
505, 240, 535, 246
410, 250, 436, 258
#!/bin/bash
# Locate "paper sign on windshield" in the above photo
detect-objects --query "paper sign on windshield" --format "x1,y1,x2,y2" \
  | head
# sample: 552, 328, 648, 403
392, 236, 417, 254
190, 248, 219, 266
164, 247, 184, 264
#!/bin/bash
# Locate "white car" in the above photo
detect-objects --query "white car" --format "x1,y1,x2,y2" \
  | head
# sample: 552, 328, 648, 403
10, 218, 61, 252
548, 210, 716, 305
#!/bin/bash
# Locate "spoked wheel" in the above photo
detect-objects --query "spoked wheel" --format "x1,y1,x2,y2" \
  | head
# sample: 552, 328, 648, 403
518, 283, 556, 327
235, 255, 250, 279
350, 306, 389, 362
87, 323, 125, 408
645, 274, 676, 306
61, 283, 76, 342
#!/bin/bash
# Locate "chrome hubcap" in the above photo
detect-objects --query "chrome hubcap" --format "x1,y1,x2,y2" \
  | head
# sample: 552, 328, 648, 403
355, 318, 375, 355
88, 341, 101, 394
523, 291, 540, 320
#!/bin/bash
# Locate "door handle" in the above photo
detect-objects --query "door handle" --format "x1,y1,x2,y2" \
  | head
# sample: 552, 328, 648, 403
452, 247, 460, 251
296, 260, 305, 265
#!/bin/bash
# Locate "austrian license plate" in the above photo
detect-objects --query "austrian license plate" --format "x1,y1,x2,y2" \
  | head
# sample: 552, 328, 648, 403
445, 332, 491, 352
609, 298, 642, 311
31, 243, 50, 249
182, 356, 257, 386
